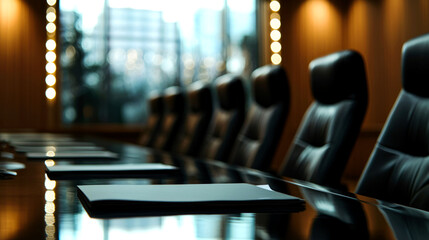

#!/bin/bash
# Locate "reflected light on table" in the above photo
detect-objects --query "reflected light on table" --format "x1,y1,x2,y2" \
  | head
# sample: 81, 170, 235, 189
45, 202, 55, 214
60, 213, 228, 239
47, 146, 57, 152
45, 160, 55, 167
45, 175, 56, 190
46, 151, 56, 157
45, 175, 56, 240
45, 191, 56, 202
107, 216, 198, 239
225, 213, 255, 239
314, 199, 335, 214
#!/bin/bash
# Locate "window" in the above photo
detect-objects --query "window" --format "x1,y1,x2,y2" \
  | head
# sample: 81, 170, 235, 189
59, 0, 259, 124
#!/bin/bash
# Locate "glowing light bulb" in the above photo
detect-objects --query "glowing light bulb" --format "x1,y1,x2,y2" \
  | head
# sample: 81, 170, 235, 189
47, 0, 56, 6
46, 23, 56, 33
270, 18, 281, 29
45, 63, 56, 73
271, 13, 280, 20
46, 12, 56, 22
45, 51, 56, 62
270, 30, 281, 41
46, 7, 56, 15
46, 40, 56, 50
45, 75, 56, 86
270, 42, 282, 53
271, 54, 282, 65
45, 88, 56, 100
270, 1, 280, 12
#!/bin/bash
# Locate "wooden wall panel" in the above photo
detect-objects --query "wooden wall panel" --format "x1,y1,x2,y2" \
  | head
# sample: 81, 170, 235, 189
273, 0, 429, 180
0, 0, 47, 130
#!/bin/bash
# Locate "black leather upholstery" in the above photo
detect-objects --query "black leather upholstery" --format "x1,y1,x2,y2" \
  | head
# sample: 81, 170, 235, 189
172, 81, 214, 157
281, 50, 368, 188
152, 86, 187, 151
402, 34, 429, 98
229, 65, 290, 171
138, 93, 164, 147
356, 34, 429, 211
200, 74, 246, 161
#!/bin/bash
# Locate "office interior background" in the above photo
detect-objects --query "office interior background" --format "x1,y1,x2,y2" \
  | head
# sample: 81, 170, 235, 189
0, 0, 429, 180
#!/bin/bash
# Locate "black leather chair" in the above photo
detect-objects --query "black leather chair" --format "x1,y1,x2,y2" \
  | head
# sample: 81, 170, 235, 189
172, 81, 214, 157
138, 93, 164, 147
356, 33, 429, 211
199, 74, 246, 161
152, 87, 187, 152
280, 50, 368, 188
228, 65, 290, 171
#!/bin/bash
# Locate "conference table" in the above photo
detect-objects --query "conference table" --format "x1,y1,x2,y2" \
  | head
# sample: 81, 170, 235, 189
1, 133, 428, 240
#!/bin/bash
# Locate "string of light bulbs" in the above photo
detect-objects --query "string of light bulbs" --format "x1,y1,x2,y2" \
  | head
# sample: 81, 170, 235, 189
45, 0, 57, 100
269, 0, 282, 65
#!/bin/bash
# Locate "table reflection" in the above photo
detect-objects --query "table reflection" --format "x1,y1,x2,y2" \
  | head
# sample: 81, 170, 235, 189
378, 201, 429, 240
299, 183, 368, 240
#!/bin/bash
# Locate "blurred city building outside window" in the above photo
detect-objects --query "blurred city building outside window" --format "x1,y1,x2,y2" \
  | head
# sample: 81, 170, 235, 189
60, 0, 259, 124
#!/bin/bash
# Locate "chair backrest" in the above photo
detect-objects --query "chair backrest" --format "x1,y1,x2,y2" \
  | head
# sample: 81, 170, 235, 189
229, 65, 290, 171
138, 93, 164, 147
152, 86, 187, 151
172, 81, 214, 157
280, 50, 368, 188
200, 74, 246, 161
356, 34, 429, 210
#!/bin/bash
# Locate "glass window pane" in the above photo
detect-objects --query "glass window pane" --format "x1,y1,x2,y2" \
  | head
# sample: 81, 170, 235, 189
59, 0, 259, 124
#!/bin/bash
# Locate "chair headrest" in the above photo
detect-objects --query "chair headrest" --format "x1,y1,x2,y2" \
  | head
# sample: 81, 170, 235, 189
309, 50, 367, 104
163, 86, 185, 113
402, 33, 429, 98
251, 65, 289, 108
215, 74, 246, 111
187, 81, 213, 113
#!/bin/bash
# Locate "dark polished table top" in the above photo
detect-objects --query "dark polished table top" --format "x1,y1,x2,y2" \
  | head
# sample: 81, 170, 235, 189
1, 133, 429, 240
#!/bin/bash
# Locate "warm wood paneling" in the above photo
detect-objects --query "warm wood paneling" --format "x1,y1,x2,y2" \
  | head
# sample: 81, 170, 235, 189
0, 0, 47, 130
273, 0, 429, 179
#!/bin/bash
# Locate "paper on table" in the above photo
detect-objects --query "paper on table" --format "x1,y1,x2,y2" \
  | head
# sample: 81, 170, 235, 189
12, 141, 95, 147
46, 163, 179, 180
15, 146, 104, 153
26, 151, 119, 159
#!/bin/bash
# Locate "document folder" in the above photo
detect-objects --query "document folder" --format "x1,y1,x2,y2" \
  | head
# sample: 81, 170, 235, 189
46, 163, 179, 180
11, 141, 95, 147
15, 146, 104, 153
77, 183, 305, 218
26, 151, 118, 160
